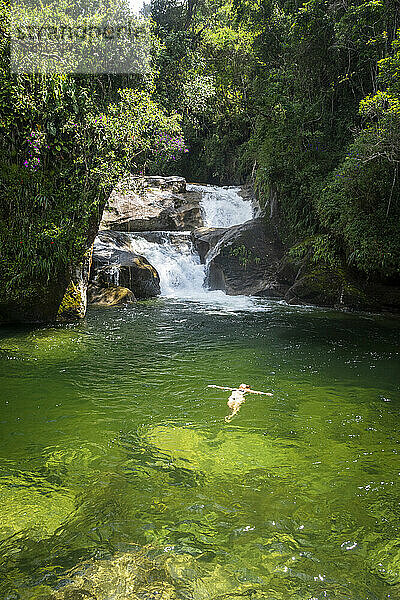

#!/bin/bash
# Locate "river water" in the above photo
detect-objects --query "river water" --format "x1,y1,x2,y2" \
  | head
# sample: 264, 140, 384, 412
0, 188, 399, 600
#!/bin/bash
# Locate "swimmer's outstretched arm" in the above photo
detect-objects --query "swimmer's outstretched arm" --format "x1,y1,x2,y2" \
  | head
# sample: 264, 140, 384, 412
207, 385, 235, 391
247, 389, 273, 396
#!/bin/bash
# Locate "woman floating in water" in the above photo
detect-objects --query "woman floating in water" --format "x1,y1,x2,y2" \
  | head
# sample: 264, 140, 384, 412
208, 383, 273, 422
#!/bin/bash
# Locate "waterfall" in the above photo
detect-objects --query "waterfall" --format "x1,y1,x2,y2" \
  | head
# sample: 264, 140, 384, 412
127, 186, 254, 302
96, 186, 255, 308
188, 184, 253, 228
127, 232, 206, 299
125, 231, 254, 309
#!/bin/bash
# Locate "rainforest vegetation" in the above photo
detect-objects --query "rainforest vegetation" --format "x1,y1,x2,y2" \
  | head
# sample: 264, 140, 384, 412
0, 0, 399, 317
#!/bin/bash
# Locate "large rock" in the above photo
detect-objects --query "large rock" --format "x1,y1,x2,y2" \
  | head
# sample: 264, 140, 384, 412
87, 283, 135, 306
101, 176, 203, 232
0, 250, 93, 325
205, 218, 289, 297
46, 551, 179, 600
91, 231, 161, 299
284, 265, 364, 309
285, 265, 400, 312
203, 217, 400, 312
191, 227, 227, 263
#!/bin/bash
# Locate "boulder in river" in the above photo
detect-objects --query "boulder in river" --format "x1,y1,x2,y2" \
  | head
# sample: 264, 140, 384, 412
1, 245, 94, 325
191, 227, 227, 263
205, 218, 289, 297
284, 264, 400, 312
88, 283, 135, 306
92, 231, 161, 299
205, 216, 400, 312
101, 175, 203, 232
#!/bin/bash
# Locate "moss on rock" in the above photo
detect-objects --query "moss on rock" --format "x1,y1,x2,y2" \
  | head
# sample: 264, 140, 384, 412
57, 281, 85, 321
284, 262, 375, 310
57, 248, 93, 322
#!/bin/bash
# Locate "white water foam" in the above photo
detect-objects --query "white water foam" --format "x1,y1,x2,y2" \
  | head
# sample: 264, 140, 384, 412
187, 184, 253, 228
127, 233, 204, 298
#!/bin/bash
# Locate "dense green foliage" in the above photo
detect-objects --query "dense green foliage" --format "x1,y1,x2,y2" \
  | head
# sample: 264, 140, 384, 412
0, 0, 185, 318
151, 0, 400, 280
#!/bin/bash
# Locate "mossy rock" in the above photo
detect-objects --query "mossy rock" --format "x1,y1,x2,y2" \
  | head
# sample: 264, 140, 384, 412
0, 327, 88, 364
92, 232, 161, 299
57, 248, 93, 322
0, 278, 68, 324
205, 218, 287, 296
282, 248, 400, 312
87, 283, 135, 306
57, 281, 86, 321
284, 264, 370, 309
147, 426, 297, 478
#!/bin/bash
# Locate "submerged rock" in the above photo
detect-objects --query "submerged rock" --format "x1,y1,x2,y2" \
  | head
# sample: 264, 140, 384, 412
87, 283, 135, 306
91, 231, 161, 299
101, 176, 203, 232
368, 539, 400, 585
0, 476, 74, 540
48, 551, 179, 600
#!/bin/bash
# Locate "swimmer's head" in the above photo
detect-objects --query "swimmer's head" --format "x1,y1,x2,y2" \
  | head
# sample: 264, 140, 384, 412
239, 383, 250, 390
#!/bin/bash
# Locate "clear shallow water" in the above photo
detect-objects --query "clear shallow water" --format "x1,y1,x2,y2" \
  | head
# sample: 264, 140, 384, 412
0, 299, 400, 599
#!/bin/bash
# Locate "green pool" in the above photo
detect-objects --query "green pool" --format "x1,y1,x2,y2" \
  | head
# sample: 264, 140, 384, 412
0, 299, 399, 599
